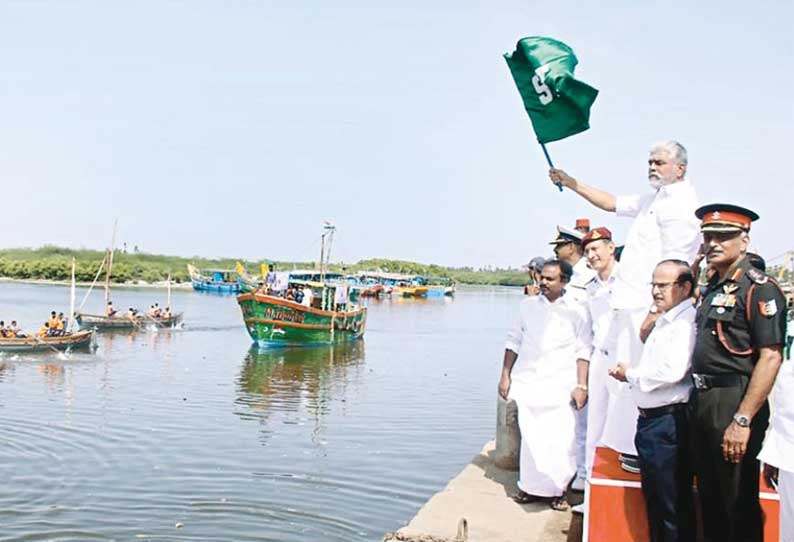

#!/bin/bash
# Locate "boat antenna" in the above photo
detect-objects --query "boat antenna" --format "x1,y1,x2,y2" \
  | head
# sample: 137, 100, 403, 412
320, 221, 335, 283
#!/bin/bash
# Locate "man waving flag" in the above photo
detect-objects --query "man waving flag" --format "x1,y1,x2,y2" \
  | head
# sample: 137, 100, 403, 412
504, 36, 598, 144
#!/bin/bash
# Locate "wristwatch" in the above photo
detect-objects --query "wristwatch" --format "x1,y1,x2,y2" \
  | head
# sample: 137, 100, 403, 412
732, 413, 751, 428
575, 384, 588, 392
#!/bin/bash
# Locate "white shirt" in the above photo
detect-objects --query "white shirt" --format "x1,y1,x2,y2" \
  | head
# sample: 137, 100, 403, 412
625, 299, 696, 409
506, 294, 592, 407
585, 262, 619, 351
759, 361, 794, 472
566, 257, 597, 304
302, 288, 314, 307
612, 179, 700, 309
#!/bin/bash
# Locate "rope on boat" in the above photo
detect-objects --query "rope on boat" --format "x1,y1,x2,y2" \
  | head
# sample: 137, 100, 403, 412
78, 257, 106, 311
383, 518, 468, 542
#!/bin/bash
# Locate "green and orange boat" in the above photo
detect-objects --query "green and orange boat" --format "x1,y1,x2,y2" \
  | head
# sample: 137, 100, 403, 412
237, 290, 366, 348
236, 223, 367, 348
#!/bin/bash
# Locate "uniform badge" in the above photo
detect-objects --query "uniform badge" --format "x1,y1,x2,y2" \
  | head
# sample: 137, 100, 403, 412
723, 284, 739, 295
759, 299, 778, 317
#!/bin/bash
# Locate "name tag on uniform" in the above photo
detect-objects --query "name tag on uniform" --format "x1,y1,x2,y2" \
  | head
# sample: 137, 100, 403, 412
711, 294, 737, 308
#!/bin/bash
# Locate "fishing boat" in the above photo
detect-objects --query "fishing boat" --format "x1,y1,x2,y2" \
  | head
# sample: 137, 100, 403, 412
420, 276, 456, 297
188, 264, 240, 293
237, 223, 367, 348
75, 223, 183, 330
357, 272, 429, 297
0, 330, 94, 353
0, 258, 95, 353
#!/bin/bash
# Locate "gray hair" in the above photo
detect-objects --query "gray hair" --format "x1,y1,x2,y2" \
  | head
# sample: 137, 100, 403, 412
650, 140, 688, 167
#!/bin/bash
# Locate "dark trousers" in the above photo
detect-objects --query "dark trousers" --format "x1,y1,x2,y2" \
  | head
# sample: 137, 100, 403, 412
689, 386, 769, 542
635, 406, 695, 542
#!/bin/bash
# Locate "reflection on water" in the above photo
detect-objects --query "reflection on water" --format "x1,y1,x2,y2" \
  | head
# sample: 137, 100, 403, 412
236, 342, 366, 443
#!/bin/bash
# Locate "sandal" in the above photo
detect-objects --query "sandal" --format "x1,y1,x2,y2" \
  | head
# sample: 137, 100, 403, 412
550, 495, 570, 511
512, 490, 544, 504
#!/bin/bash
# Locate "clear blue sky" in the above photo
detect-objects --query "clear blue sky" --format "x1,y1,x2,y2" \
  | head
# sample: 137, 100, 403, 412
1, 1, 792, 268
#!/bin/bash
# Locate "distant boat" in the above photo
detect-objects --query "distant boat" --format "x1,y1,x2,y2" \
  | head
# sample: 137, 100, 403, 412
188, 264, 240, 294
76, 222, 183, 330
357, 272, 430, 298
421, 276, 457, 297
237, 223, 367, 348
0, 330, 94, 353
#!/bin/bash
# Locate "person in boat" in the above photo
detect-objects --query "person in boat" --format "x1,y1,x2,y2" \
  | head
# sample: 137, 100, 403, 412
499, 260, 591, 510
294, 285, 304, 305
265, 265, 276, 288
609, 260, 697, 542
285, 287, 296, 301
8, 321, 24, 338
47, 311, 59, 332
162, 306, 171, 319
0, 321, 7, 338
302, 285, 314, 308
106, 301, 117, 317
153, 303, 162, 318
127, 307, 138, 319
550, 140, 701, 475
54, 313, 66, 336
38, 322, 50, 338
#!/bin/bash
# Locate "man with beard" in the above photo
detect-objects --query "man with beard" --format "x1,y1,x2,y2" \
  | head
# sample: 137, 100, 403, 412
549, 141, 700, 472
609, 260, 697, 542
499, 260, 591, 510
689, 204, 785, 542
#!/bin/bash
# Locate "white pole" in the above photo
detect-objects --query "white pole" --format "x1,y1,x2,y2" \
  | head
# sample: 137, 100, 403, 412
69, 257, 76, 332
167, 273, 172, 309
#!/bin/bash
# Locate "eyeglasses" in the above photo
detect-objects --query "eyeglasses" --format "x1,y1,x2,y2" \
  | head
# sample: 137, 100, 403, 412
650, 281, 680, 291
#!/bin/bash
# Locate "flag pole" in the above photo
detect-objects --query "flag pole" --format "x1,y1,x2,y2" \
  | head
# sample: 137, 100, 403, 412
540, 142, 563, 192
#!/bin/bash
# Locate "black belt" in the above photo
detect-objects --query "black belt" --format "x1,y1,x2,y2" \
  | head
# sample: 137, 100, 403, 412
638, 403, 687, 418
691, 373, 745, 391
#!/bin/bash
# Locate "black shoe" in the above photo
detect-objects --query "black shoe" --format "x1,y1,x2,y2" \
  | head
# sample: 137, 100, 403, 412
618, 453, 640, 474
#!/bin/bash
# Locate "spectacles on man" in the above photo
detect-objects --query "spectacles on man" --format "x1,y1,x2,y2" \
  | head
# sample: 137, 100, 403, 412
650, 281, 680, 291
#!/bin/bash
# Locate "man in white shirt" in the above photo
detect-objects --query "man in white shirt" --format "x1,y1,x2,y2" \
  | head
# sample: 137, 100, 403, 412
580, 227, 619, 479
550, 226, 596, 303
609, 260, 697, 542
549, 140, 701, 471
499, 260, 592, 510
759, 361, 794, 541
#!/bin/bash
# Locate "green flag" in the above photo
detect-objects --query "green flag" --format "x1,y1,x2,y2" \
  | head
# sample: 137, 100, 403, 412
504, 37, 598, 144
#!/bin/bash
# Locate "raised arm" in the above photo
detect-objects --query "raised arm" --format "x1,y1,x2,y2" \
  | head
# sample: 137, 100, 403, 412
549, 168, 617, 212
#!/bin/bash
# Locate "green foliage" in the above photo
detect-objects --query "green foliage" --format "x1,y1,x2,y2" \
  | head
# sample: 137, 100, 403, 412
0, 246, 529, 287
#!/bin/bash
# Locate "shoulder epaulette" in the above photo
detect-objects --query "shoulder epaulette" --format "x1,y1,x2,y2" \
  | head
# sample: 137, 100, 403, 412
746, 267, 769, 285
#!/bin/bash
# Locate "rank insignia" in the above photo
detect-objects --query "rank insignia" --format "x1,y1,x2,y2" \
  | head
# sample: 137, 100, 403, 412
759, 299, 778, 317
723, 284, 739, 295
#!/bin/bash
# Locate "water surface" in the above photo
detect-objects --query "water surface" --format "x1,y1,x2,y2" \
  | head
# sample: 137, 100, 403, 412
0, 282, 519, 541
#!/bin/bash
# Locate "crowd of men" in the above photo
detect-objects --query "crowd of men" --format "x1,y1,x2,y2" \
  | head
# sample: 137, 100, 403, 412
105, 301, 172, 320
0, 311, 71, 339
499, 140, 791, 541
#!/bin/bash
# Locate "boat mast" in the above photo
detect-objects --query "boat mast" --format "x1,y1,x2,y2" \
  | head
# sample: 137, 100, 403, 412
319, 221, 335, 284
104, 219, 118, 306
167, 273, 172, 309
69, 257, 76, 333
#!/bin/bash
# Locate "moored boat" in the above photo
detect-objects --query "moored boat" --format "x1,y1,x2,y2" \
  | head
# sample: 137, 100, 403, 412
188, 264, 240, 293
0, 330, 94, 353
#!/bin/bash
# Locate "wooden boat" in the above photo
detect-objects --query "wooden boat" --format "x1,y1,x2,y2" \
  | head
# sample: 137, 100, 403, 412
75, 311, 182, 330
422, 277, 457, 297
356, 272, 429, 297
0, 330, 94, 353
237, 223, 366, 348
238, 292, 366, 348
188, 264, 240, 293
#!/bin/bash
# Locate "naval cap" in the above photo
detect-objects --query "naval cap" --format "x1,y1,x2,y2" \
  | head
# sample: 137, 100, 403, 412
581, 227, 613, 248
549, 225, 584, 246
695, 204, 759, 233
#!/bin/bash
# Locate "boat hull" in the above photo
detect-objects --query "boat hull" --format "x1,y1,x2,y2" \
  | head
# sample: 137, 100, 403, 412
0, 330, 94, 353
237, 293, 366, 347
76, 312, 183, 330
191, 278, 240, 293
426, 285, 456, 297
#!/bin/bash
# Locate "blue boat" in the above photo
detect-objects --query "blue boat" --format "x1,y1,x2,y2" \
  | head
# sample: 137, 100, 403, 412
187, 264, 240, 294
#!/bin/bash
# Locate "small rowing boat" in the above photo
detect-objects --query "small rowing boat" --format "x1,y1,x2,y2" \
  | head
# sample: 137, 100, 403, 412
0, 330, 94, 353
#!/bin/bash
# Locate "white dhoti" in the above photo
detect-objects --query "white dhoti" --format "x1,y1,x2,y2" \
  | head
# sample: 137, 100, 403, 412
780, 470, 794, 542
599, 307, 643, 456
585, 348, 610, 476
513, 393, 576, 497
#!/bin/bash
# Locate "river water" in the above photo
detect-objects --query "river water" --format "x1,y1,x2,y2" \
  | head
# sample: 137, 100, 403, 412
0, 282, 519, 541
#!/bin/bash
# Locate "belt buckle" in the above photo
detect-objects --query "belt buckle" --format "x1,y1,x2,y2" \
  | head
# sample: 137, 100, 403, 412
692, 374, 707, 390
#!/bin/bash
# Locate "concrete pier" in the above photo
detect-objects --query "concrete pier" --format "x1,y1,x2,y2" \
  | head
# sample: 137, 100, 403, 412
386, 441, 571, 542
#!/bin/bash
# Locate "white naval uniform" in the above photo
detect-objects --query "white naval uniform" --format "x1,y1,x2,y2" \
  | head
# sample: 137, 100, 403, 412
584, 263, 618, 476
759, 360, 794, 540
600, 179, 700, 455
506, 294, 591, 497
568, 257, 597, 487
